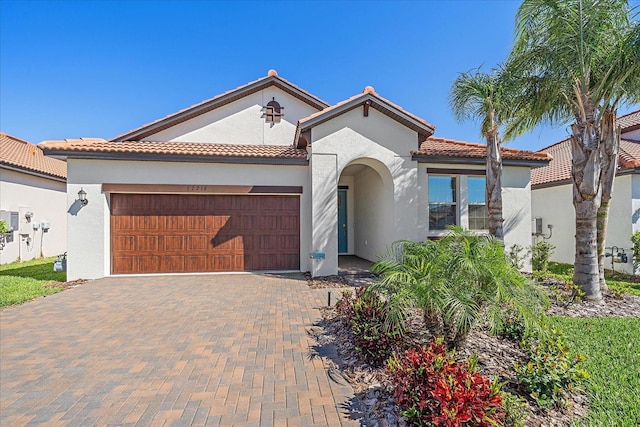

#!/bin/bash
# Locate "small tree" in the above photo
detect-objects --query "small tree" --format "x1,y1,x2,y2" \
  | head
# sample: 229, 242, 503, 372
373, 228, 547, 349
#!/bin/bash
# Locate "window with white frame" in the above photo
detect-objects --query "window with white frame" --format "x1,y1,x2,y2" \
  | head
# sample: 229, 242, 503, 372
467, 176, 488, 230
428, 175, 457, 230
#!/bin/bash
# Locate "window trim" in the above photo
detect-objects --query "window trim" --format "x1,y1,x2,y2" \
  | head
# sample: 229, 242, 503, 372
427, 171, 489, 235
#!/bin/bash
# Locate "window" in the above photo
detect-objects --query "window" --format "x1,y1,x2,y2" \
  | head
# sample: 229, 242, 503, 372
263, 97, 283, 124
428, 176, 457, 230
468, 177, 488, 230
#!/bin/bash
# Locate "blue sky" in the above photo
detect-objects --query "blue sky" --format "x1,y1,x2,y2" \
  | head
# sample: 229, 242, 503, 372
1, 0, 638, 152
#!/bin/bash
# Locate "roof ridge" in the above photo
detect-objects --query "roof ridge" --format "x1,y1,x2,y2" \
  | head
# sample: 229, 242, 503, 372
111, 71, 329, 142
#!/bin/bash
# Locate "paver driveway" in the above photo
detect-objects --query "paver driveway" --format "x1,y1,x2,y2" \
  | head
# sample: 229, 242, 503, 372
0, 274, 359, 426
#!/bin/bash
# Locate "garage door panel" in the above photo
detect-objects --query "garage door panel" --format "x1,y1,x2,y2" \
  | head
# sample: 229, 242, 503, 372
137, 216, 159, 230
111, 194, 299, 274
165, 217, 186, 230
113, 236, 135, 252
136, 236, 160, 252
186, 256, 208, 271
186, 216, 207, 230
163, 236, 185, 251
186, 235, 209, 251
163, 256, 185, 271
136, 255, 160, 272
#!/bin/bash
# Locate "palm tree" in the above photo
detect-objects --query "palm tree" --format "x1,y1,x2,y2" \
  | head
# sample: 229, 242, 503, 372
450, 68, 510, 240
508, 0, 640, 299
372, 228, 547, 350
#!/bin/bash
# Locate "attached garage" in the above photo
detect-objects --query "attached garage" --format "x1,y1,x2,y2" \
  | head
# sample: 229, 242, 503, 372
110, 193, 300, 274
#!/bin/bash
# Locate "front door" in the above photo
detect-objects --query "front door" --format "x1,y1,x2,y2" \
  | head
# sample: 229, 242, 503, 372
338, 189, 348, 253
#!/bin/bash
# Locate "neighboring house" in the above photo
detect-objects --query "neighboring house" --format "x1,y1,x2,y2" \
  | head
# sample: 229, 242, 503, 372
41, 70, 550, 280
531, 110, 640, 274
0, 132, 67, 264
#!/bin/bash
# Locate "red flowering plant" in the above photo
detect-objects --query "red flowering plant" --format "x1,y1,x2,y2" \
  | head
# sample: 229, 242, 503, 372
335, 287, 405, 366
388, 338, 505, 426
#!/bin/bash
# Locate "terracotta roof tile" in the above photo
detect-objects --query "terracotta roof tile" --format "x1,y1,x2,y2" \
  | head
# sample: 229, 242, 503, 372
533, 111, 640, 186
531, 138, 572, 186
40, 138, 308, 161
618, 109, 640, 130
298, 87, 436, 133
0, 132, 67, 179
413, 137, 551, 162
619, 139, 640, 168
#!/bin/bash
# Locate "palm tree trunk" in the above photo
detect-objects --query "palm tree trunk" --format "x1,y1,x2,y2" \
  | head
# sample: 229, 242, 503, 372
597, 109, 620, 291
571, 121, 603, 300
486, 131, 504, 240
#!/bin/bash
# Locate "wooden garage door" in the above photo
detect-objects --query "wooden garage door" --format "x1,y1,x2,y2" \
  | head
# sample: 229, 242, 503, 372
111, 194, 300, 274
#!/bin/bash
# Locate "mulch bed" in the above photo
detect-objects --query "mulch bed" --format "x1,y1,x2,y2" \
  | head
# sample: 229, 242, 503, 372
307, 274, 639, 426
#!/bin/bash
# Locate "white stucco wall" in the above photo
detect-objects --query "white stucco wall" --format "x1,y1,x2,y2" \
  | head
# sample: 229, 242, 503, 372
309, 107, 421, 276
65, 159, 310, 280
502, 166, 535, 272
144, 87, 319, 146
0, 167, 67, 264
532, 175, 635, 274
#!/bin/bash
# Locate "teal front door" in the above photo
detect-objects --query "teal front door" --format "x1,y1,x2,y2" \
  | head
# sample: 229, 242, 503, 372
338, 189, 348, 253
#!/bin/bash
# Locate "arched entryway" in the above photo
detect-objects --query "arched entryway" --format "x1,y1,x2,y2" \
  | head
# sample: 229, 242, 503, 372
337, 157, 394, 263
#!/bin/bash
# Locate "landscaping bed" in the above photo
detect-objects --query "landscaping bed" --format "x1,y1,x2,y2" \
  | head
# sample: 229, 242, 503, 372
308, 270, 640, 426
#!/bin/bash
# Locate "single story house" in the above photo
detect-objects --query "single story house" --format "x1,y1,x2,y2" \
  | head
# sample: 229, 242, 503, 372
0, 132, 67, 264
531, 110, 640, 274
42, 70, 550, 280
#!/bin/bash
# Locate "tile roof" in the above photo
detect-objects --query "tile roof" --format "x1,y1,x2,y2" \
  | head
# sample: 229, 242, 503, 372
413, 137, 551, 163
112, 70, 329, 142
533, 110, 640, 187
618, 109, 640, 131
296, 87, 435, 145
0, 132, 67, 180
40, 138, 308, 162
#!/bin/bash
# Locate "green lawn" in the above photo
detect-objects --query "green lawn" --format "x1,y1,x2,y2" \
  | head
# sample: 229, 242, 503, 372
547, 262, 640, 296
549, 317, 640, 427
0, 257, 66, 307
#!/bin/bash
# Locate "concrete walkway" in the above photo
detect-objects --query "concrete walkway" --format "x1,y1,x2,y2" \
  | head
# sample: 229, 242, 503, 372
0, 274, 360, 426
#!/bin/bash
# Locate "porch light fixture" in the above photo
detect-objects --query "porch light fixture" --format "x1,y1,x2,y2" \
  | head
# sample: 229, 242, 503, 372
78, 188, 88, 206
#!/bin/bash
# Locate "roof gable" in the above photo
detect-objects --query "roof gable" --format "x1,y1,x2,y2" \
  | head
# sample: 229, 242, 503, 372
0, 132, 67, 180
112, 70, 329, 142
295, 86, 435, 148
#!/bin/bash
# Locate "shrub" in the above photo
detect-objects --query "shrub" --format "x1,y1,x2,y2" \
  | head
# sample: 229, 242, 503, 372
497, 307, 527, 342
507, 244, 530, 270
515, 326, 588, 407
388, 338, 505, 426
373, 228, 547, 349
531, 240, 555, 273
335, 287, 405, 365
632, 231, 640, 273
500, 391, 527, 427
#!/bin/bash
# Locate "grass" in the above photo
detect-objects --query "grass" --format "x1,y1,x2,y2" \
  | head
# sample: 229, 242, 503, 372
547, 262, 640, 296
549, 317, 640, 427
0, 257, 66, 307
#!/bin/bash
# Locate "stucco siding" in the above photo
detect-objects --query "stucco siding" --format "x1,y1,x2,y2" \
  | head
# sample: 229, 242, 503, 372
502, 166, 534, 271
0, 168, 67, 264
633, 175, 640, 235
309, 109, 419, 275
66, 159, 311, 280
143, 87, 319, 146
532, 176, 635, 274
312, 108, 419, 155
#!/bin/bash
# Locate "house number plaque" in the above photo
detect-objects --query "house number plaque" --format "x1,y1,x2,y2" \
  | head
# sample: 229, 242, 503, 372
186, 185, 208, 192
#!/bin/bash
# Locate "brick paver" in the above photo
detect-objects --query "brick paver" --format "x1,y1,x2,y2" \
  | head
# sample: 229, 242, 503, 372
0, 274, 360, 426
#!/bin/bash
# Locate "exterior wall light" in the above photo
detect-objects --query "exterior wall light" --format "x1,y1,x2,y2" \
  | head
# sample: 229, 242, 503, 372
78, 188, 89, 206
